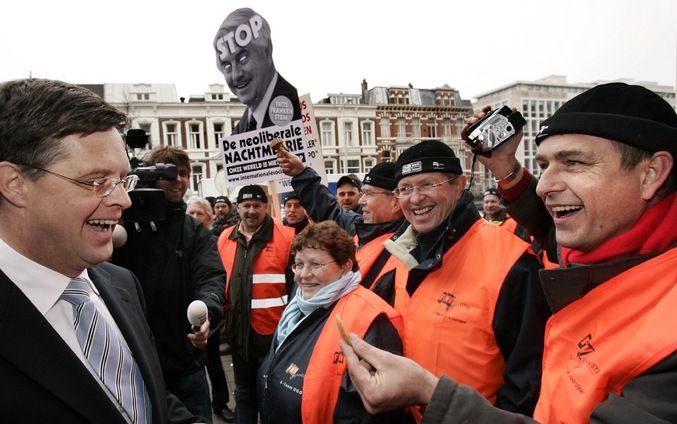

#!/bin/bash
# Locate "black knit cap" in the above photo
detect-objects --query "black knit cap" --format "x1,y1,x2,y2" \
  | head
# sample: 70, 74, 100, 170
283, 191, 300, 205
237, 185, 268, 203
363, 162, 397, 190
535, 82, 677, 155
483, 188, 501, 198
394, 140, 463, 182
214, 195, 231, 206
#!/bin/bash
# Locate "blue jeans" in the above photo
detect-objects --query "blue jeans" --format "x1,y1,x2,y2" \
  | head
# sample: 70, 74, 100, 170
165, 366, 213, 423
232, 352, 262, 424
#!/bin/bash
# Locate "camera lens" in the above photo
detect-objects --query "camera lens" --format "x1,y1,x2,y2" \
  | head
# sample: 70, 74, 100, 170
506, 125, 513, 132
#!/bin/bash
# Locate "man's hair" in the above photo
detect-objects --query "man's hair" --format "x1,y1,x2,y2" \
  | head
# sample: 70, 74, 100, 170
0, 78, 127, 178
186, 196, 214, 216
214, 8, 273, 58
613, 140, 675, 198
146, 146, 190, 171
291, 221, 359, 272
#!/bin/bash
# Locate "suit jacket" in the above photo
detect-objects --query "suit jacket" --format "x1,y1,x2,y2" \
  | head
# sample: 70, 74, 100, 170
233, 73, 302, 135
0, 262, 197, 423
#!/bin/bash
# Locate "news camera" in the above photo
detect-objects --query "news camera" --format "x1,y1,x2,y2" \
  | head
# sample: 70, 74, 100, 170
123, 129, 177, 224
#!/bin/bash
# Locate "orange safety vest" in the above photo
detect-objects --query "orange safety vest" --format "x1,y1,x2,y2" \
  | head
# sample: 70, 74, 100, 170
301, 285, 403, 424
218, 223, 295, 335
356, 232, 395, 286
534, 248, 677, 423
394, 220, 530, 403
489, 216, 519, 235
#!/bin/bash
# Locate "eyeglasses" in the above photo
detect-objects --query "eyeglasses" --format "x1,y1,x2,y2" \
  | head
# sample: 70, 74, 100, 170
292, 261, 335, 273
27, 166, 139, 197
392, 175, 460, 199
360, 189, 392, 198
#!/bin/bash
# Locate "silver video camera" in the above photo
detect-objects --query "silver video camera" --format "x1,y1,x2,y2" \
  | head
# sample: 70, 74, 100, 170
463, 106, 525, 154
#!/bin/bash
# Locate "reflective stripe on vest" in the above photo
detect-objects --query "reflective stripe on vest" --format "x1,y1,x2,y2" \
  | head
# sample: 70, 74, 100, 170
394, 220, 530, 403
218, 223, 295, 335
534, 248, 677, 423
301, 285, 403, 424
251, 295, 288, 309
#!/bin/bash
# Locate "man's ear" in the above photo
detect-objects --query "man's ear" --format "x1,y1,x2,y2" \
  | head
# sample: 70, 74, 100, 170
640, 151, 673, 201
0, 162, 28, 207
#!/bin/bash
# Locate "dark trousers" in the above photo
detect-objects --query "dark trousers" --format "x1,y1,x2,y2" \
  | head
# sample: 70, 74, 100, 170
206, 329, 230, 410
165, 366, 213, 424
232, 352, 262, 424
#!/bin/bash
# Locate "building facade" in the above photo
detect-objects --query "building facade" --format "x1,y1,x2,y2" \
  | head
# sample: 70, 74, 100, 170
473, 75, 677, 192
93, 76, 674, 198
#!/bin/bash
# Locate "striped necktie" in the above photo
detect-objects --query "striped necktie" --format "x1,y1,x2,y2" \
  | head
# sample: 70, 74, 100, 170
61, 278, 151, 423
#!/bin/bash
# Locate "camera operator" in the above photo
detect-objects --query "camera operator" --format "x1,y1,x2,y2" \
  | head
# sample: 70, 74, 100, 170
113, 146, 226, 423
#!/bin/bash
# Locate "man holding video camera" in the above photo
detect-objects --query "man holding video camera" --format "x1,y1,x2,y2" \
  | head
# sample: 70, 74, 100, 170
113, 146, 226, 422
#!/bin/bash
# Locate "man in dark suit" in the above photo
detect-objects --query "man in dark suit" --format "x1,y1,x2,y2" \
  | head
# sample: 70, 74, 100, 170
0, 78, 201, 423
213, 7, 302, 134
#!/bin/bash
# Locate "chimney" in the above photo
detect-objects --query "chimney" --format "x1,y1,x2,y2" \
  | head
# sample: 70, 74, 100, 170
361, 79, 368, 104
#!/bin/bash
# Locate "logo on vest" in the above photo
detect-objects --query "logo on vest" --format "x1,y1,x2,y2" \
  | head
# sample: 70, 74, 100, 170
435, 291, 471, 323
280, 362, 304, 395
566, 333, 601, 390
437, 291, 456, 310
333, 351, 345, 365
285, 362, 304, 380
576, 333, 595, 358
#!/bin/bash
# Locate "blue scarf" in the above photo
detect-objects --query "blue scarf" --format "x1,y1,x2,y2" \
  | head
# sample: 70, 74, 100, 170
275, 270, 362, 350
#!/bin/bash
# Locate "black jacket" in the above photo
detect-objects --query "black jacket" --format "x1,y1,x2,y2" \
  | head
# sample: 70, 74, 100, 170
113, 202, 226, 376
290, 167, 405, 248
0, 262, 199, 423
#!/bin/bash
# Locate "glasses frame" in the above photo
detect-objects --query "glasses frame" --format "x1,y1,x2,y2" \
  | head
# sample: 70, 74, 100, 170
359, 189, 392, 198
291, 260, 336, 273
392, 175, 460, 199
26, 166, 139, 197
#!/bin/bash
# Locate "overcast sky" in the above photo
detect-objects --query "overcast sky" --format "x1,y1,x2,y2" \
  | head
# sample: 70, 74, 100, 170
2, 0, 675, 102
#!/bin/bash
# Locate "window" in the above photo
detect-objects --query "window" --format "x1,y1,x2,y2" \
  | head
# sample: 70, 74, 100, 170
188, 123, 202, 149
361, 121, 374, 146
346, 159, 360, 174
191, 164, 204, 194
324, 159, 336, 174
135, 93, 150, 101
397, 117, 406, 138
380, 117, 390, 138
427, 118, 437, 138
213, 122, 224, 149
139, 123, 152, 148
343, 122, 354, 146
363, 158, 375, 172
321, 121, 335, 146
411, 118, 421, 138
165, 123, 179, 147
443, 118, 451, 138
